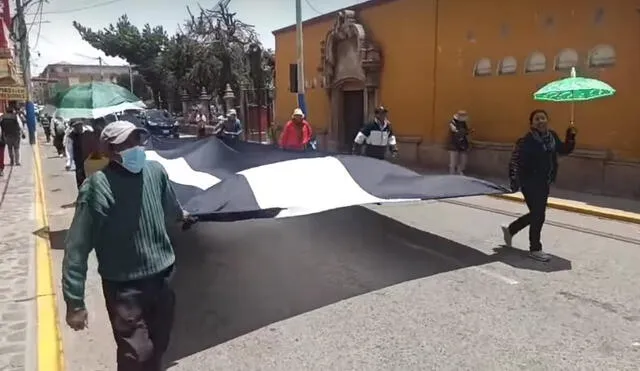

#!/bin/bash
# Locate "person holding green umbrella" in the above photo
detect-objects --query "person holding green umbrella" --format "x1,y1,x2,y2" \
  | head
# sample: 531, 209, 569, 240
500, 67, 615, 262
501, 109, 577, 262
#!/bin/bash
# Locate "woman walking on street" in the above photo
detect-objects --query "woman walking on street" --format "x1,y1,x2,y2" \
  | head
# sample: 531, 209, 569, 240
501, 109, 577, 262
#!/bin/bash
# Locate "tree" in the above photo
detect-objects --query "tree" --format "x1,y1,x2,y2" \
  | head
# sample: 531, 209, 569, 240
73, 3, 274, 110
114, 73, 152, 101
73, 15, 170, 106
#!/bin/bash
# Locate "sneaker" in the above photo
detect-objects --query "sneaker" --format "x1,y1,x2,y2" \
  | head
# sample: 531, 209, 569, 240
501, 225, 512, 247
15, 162, 20, 166
529, 251, 551, 262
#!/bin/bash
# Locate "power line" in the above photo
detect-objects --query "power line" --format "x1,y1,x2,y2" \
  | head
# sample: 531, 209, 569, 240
26, 0, 43, 36
304, 0, 323, 15
35, 35, 107, 62
31, 0, 44, 49
26, 0, 124, 15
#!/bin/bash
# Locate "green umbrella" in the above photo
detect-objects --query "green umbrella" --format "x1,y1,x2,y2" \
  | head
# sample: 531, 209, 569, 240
533, 67, 615, 124
53, 81, 146, 120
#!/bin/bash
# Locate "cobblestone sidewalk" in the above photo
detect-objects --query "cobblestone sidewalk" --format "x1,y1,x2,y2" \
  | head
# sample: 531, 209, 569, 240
0, 140, 37, 371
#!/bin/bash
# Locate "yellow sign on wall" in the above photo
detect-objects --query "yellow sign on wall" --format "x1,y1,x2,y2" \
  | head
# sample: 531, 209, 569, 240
0, 86, 26, 100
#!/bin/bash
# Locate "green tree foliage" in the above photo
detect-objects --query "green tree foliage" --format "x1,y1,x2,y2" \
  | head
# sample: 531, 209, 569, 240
114, 73, 152, 101
73, 15, 169, 105
73, 2, 275, 110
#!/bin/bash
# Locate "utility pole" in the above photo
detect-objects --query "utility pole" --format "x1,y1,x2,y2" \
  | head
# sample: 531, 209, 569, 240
295, 0, 306, 116
128, 64, 133, 92
15, 0, 36, 144
98, 56, 103, 80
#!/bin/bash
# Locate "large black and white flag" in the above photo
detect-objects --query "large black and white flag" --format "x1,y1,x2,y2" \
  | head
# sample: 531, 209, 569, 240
145, 137, 509, 221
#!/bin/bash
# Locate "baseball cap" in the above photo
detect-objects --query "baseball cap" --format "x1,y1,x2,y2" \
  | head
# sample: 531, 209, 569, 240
100, 120, 148, 145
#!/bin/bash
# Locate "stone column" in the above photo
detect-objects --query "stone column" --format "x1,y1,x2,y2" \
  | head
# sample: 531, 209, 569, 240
198, 87, 211, 121
223, 84, 235, 113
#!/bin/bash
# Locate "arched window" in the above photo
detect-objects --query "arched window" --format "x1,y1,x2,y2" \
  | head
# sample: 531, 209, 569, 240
473, 58, 492, 76
524, 52, 546, 73
588, 44, 615, 67
498, 56, 517, 75
554, 48, 578, 71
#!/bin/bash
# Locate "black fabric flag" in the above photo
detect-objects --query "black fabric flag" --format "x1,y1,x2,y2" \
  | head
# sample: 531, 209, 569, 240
145, 137, 509, 221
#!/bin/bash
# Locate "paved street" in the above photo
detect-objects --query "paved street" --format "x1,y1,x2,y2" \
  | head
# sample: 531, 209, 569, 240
0, 139, 37, 371
39, 140, 640, 370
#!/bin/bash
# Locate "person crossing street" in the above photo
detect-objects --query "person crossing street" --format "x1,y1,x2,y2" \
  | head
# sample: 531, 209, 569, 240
352, 106, 398, 160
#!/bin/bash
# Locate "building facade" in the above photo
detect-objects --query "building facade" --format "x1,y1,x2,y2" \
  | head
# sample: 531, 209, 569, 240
272, 0, 639, 198
0, 0, 26, 111
36, 63, 132, 102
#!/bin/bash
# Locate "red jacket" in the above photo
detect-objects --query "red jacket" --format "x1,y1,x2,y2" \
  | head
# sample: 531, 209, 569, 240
279, 120, 313, 151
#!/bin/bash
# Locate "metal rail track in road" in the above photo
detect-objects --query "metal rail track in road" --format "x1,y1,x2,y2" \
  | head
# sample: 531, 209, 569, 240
441, 199, 640, 246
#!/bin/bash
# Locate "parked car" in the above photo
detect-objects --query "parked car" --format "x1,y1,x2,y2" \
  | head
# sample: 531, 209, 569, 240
138, 109, 180, 138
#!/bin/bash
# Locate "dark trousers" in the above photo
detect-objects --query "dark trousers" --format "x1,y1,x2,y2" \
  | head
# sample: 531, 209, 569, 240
0, 143, 4, 172
5, 136, 19, 165
508, 182, 550, 251
53, 133, 65, 155
102, 266, 176, 371
43, 126, 51, 142
75, 167, 86, 189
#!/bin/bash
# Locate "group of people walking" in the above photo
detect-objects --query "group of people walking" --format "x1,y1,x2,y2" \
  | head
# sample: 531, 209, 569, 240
55, 102, 577, 370
348, 105, 576, 262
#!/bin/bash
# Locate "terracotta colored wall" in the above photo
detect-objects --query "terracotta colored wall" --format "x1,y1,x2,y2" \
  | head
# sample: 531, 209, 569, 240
274, 0, 436, 136
274, 19, 332, 130
274, 0, 640, 160
434, 0, 640, 160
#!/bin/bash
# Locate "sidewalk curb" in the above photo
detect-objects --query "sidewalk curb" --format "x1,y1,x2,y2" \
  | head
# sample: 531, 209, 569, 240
492, 193, 640, 225
33, 141, 64, 371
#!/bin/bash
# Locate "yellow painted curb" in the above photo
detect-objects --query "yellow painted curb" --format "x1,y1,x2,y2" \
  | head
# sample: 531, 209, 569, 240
33, 141, 64, 370
492, 193, 640, 225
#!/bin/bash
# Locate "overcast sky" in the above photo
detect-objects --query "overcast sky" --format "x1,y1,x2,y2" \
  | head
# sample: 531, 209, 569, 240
24, 0, 364, 75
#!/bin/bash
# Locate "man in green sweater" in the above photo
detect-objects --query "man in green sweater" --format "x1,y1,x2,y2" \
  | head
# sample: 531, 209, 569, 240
62, 120, 187, 370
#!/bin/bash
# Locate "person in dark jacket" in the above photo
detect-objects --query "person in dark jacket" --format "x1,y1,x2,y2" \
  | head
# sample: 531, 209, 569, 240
68, 121, 91, 189
52, 119, 66, 157
502, 109, 577, 262
447, 110, 471, 174
352, 106, 398, 160
0, 108, 25, 166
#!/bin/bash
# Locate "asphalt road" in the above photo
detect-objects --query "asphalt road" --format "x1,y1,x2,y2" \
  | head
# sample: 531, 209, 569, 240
39, 140, 640, 370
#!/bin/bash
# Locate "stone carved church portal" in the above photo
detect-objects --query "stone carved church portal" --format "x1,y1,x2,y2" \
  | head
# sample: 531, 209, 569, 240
319, 10, 382, 151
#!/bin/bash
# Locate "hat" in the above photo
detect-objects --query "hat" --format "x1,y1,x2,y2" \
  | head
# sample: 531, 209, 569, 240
227, 109, 237, 116
292, 108, 304, 117
374, 106, 388, 114
100, 120, 148, 145
453, 110, 468, 121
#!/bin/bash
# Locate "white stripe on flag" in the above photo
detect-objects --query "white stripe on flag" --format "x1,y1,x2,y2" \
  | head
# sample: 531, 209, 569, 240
146, 151, 221, 190
238, 156, 410, 218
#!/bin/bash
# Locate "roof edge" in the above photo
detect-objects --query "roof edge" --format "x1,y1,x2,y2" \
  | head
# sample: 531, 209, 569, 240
272, 0, 398, 35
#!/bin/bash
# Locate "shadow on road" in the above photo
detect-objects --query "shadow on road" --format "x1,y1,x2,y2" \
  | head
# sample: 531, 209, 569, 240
165, 206, 499, 363
492, 246, 572, 272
